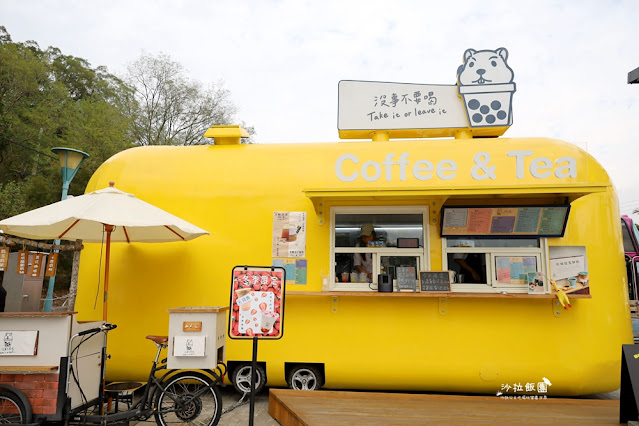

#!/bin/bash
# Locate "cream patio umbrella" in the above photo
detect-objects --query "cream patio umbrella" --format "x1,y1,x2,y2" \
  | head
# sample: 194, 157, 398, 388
0, 182, 209, 320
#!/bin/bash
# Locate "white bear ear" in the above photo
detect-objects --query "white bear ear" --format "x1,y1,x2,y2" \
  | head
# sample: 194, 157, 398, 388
496, 47, 509, 62
463, 49, 476, 63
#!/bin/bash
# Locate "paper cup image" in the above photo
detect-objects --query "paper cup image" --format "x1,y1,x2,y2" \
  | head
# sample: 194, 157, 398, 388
287, 225, 297, 242
235, 288, 252, 311
578, 272, 589, 284
458, 83, 515, 128
260, 311, 279, 333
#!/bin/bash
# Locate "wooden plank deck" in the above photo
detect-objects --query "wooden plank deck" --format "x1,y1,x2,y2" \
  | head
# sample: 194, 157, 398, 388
268, 389, 620, 425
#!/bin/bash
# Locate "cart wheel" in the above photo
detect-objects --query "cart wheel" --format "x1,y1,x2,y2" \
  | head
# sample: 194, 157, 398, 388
287, 365, 323, 391
231, 364, 266, 394
0, 389, 32, 424
154, 371, 221, 426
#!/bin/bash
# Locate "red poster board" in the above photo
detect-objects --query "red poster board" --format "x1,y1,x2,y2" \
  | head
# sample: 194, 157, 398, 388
228, 266, 286, 340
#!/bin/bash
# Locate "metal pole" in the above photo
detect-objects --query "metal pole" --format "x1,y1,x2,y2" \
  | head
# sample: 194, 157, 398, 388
42, 181, 69, 312
249, 336, 258, 426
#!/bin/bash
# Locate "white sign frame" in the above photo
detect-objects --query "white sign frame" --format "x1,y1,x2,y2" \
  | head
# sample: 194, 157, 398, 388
173, 335, 206, 357
0, 330, 39, 356
338, 80, 468, 132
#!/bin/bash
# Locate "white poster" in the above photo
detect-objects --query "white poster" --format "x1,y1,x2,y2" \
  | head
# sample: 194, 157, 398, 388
272, 212, 306, 258
173, 336, 206, 357
0, 331, 38, 356
550, 256, 585, 280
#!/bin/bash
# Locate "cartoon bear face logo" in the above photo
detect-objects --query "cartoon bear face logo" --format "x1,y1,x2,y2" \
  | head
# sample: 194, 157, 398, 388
457, 48, 514, 85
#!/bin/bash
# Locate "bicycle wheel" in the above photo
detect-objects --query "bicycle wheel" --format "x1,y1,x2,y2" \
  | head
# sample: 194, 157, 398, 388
154, 371, 222, 426
0, 390, 31, 424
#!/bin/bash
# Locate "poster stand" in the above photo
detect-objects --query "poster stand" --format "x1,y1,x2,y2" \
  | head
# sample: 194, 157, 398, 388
620, 344, 639, 423
228, 265, 286, 426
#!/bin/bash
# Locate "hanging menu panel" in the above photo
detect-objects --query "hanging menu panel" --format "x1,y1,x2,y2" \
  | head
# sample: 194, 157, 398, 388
441, 205, 569, 237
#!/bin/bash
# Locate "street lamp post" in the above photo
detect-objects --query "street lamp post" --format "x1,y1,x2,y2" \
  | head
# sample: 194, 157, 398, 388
43, 147, 90, 312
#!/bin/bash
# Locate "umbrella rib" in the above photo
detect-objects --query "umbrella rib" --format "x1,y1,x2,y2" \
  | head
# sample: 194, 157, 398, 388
59, 219, 80, 239
123, 226, 130, 243
164, 225, 185, 240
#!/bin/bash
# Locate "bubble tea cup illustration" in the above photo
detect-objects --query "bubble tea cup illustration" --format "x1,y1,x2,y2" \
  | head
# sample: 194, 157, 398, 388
235, 287, 252, 311
457, 48, 516, 128
281, 224, 299, 242
260, 311, 280, 333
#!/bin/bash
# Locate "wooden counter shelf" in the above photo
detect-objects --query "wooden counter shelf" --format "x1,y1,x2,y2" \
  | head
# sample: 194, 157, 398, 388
288, 291, 591, 299
0, 366, 59, 373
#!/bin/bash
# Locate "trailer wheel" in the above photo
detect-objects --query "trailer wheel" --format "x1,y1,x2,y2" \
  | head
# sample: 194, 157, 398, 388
0, 389, 32, 424
231, 364, 266, 394
287, 366, 323, 391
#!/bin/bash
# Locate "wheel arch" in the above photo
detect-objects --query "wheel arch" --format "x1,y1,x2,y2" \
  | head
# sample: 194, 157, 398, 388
284, 362, 325, 387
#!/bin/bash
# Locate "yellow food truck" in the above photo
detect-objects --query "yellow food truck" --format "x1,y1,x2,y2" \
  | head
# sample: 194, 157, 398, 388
73, 131, 631, 396
74, 50, 633, 397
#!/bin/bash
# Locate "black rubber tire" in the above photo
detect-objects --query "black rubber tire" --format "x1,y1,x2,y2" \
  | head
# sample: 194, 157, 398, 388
154, 371, 222, 426
287, 365, 323, 391
231, 363, 266, 394
0, 389, 31, 424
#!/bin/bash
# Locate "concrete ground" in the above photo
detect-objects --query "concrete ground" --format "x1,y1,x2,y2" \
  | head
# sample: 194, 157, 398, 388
218, 386, 278, 426
130, 385, 277, 425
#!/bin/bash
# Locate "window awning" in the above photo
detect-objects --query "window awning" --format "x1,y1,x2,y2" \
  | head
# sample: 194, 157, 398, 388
303, 184, 609, 224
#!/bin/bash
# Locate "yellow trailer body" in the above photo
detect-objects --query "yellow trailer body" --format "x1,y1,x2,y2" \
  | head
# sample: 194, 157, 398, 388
75, 136, 632, 396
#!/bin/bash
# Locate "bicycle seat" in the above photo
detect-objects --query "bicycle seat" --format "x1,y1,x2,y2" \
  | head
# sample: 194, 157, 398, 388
146, 335, 168, 344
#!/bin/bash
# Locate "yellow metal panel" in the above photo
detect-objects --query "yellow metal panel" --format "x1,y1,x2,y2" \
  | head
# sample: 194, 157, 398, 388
75, 137, 631, 395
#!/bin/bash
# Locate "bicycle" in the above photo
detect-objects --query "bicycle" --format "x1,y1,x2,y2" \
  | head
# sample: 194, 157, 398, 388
0, 322, 226, 425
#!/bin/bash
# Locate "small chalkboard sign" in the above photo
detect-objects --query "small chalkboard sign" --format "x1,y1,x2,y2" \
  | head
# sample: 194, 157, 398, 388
419, 271, 452, 292
620, 344, 639, 423
397, 267, 417, 292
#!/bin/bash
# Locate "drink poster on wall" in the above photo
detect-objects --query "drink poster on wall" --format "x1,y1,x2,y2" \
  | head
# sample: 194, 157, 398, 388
228, 266, 286, 340
272, 211, 306, 258
272, 258, 307, 285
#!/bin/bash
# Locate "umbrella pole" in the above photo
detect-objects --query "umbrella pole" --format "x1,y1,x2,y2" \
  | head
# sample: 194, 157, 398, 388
103, 225, 114, 321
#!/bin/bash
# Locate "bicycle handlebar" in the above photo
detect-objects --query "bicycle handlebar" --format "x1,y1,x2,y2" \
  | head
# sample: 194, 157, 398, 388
77, 323, 117, 336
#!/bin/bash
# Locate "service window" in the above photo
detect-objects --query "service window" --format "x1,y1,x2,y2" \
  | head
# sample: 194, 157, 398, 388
443, 237, 547, 293
332, 206, 428, 291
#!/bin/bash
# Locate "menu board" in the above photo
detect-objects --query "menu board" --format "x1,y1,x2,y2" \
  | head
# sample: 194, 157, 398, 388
441, 205, 569, 237
419, 271, 452, 292
495, 256, 537, 285
397, 267, 417, 292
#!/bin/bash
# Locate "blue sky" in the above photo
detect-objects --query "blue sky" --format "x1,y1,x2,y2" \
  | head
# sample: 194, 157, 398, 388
2, 0, 639, 214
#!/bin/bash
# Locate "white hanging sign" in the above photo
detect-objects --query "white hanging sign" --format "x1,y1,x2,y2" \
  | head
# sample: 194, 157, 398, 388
0, 331, 39, 356
173, 336, 206, 357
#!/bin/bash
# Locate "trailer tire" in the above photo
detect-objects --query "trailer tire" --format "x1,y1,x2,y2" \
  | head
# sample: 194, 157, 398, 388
231, 364, 266, 394
0, 389, 32, 424
287, 365, 323, 391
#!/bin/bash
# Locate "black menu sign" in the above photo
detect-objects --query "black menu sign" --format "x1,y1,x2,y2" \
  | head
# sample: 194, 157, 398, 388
419, 271, 452, 292
397, 267, 417, 292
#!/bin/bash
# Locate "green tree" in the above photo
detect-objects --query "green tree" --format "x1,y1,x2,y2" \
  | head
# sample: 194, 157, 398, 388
0, 26, 135, 213
123, 52, 254, 145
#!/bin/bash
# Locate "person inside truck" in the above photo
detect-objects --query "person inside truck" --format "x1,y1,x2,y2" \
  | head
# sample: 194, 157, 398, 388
354, 224, 386, 282
452, 253, 482, 283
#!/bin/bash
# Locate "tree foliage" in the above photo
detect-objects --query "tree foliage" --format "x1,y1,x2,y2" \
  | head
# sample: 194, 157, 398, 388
0, 26, 135, 217
124, 52, 253, 145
